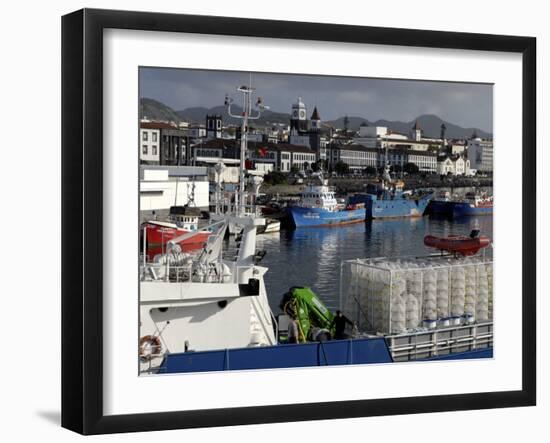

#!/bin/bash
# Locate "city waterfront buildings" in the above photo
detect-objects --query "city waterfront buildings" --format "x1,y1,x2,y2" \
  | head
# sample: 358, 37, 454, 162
467, 133, 494, 172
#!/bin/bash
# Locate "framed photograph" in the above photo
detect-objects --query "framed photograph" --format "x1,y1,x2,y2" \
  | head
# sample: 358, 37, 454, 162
62, 8, 536, 435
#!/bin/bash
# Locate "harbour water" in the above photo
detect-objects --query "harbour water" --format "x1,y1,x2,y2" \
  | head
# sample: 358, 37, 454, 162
249, 215, 493, 313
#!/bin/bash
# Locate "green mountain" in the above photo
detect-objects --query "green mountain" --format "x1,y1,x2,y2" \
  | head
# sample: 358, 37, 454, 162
140, 98, 182, 123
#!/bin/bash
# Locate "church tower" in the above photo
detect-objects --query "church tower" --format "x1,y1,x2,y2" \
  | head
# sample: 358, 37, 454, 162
290, 97, 308, 133
206, 114, 222, 139
309, 106, 323, 157
411, 120, 422, 141
310, 106, 321, 131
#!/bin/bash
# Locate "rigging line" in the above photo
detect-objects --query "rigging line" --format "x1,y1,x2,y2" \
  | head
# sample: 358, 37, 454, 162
154, 321, 171, 353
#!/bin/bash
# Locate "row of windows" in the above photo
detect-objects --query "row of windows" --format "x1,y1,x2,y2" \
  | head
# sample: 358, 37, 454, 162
303, 193, 334, 199
142, 131, 158, 142
251, 152, 276, 160
344, 159, 377, 166
142, 145, 158, 156
409, 156, 436, 162
196, 149, 221, 157
293, 153, 315, 161
340, 151, 377, 159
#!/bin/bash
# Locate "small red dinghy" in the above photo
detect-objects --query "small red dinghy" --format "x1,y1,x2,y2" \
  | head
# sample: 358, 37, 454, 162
424, 230, 491, 256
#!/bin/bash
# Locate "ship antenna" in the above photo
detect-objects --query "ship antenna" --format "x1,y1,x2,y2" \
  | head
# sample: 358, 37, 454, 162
225, 74, 268, 216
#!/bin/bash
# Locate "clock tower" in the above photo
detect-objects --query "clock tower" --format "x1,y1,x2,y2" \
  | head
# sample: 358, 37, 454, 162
290, 97, 308, 133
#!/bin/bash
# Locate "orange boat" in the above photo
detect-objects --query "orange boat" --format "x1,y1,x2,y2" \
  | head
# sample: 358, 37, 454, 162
424, 230, 491, 256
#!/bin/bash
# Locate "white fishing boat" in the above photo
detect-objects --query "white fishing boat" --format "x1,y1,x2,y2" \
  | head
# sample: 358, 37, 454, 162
139, 215, 277, 374
140, 79, 278, 374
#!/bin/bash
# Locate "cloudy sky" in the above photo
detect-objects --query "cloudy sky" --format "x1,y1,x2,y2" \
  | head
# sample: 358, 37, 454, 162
140, 67, 493, 132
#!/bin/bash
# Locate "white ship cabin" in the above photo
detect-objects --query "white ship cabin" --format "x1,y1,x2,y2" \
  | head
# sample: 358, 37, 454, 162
464, 192, 493, 206
299, 183, 338, 210
169, 206, 201, 230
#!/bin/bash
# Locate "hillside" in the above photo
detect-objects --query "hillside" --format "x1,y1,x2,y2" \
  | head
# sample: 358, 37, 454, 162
140, 98, 492, 139
326, 114, 492, 139
176, 105, 291, 128
140, 98, 182, 123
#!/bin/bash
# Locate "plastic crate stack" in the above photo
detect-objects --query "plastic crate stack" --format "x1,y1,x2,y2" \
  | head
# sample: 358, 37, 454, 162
345, 256, 493, 334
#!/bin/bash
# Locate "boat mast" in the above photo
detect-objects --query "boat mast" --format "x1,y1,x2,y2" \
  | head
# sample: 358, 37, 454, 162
382, 134, 392, 186
225, 74, 268, 216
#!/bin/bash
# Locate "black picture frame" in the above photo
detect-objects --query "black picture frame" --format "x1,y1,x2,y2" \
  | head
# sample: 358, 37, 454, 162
61, 8, 537, 435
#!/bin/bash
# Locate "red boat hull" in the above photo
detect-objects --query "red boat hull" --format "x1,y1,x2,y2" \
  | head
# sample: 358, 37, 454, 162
141, 222, 210, 260
424, 234, 490, 256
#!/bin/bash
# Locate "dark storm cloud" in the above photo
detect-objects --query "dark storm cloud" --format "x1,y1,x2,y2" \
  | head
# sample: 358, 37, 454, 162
139, 67, 493, 132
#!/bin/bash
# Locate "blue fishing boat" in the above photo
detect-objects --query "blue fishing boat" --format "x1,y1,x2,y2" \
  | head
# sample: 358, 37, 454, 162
288, 174, 366, 228
428, 191, 493, 218
349, 164, 432, 219
426, 190, 452, 216
449, 192, 493, 217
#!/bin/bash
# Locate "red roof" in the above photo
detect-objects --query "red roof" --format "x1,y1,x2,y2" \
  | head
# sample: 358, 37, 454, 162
140, 121, 177, 130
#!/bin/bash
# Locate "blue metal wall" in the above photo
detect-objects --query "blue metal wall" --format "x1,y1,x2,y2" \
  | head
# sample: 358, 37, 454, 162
159, 337, 393, 374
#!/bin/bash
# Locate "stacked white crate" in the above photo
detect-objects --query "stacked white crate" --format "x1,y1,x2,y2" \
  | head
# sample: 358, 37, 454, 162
423, 267, 438, 320
345, 255, 493, 335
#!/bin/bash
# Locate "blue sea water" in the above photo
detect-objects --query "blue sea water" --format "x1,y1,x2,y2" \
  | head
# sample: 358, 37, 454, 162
253, 215, 493, 313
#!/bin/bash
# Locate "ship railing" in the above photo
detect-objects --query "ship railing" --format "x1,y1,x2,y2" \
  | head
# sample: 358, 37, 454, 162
386, 322, 493, 362
140, 263, 226, 284
140, 263, 193, 283
140, 262, 259, 285
218, 202, 263, 218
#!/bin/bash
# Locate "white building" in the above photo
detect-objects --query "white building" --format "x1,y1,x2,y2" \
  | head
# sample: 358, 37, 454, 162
408, 151, 438, 172
358, 125, 388, 139
329, 144, 378, 171
140, 168, 209, 210
355, 124, 439, 152
189, 125, 206, 139
467, 135, 493, 172
279, 151, 291, 172
449, 140, 467, 154
378, 147, 438, 173
291, 150, 316, 170
140, 125, 161, 163
437, 154, 470, 176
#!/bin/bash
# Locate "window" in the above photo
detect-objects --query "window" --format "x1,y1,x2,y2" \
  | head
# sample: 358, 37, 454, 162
152, 146, 157, 155
142, 131, 148, 141
152, 132, 157, 142
143, 145, 148, 155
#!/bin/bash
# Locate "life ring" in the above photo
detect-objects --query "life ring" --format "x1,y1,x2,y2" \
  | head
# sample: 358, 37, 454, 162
139, 335, 162, 360
315, 199, 321, 205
